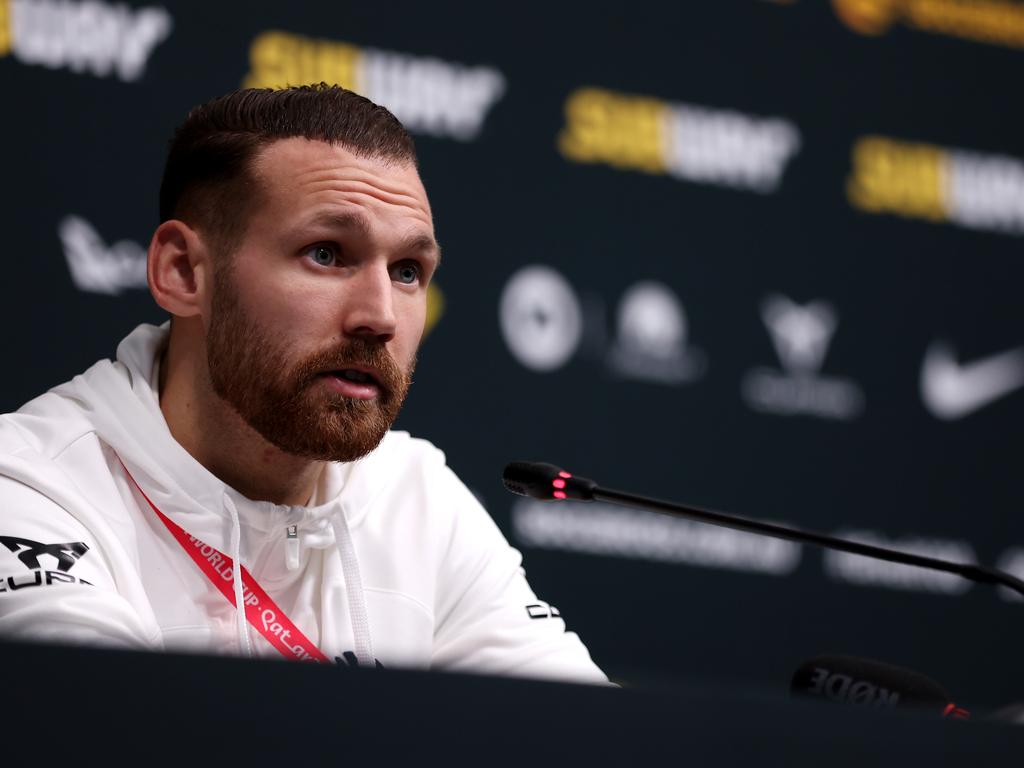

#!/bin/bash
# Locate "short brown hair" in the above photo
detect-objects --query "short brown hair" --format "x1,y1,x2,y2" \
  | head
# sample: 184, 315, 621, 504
158, 83, 417, 254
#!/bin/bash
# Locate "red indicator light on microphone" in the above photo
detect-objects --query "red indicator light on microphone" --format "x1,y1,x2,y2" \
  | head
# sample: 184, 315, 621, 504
553, 491, 567, 500
552, 479, 566, 489
942, 703, 970, 720
558, 471, 572, 479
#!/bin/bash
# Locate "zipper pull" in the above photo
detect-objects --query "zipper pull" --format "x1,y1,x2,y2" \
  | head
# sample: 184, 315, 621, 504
285, 525, 300, 571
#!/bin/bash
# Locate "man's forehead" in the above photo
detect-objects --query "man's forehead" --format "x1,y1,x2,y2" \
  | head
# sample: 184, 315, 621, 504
245, 134, 438, 250
250, 137, 432, 226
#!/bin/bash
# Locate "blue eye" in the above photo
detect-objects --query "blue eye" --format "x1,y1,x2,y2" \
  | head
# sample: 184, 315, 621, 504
307, 245, 337, 267
391, 262, 421, 285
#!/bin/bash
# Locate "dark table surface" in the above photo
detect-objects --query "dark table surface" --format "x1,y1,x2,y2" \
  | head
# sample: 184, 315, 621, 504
3, 640, 1021, 766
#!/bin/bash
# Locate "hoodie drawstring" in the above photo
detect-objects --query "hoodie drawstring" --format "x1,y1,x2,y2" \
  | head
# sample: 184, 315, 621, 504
223, 493, 253, 658
331, 511, 374, 667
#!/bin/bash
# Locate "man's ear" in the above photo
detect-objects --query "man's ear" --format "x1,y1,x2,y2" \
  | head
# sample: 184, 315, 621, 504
148, 220, 211, 318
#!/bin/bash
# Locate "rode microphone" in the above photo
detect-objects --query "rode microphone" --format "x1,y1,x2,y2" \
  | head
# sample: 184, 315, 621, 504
501, 461, 1024, 599
791, 654, 969, 719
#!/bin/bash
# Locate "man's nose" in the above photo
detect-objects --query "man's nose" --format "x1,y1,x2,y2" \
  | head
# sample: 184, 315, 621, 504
342, 264, 397, 342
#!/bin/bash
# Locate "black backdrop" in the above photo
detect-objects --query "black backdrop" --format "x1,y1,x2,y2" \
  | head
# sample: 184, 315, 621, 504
2, 0, 1022, 708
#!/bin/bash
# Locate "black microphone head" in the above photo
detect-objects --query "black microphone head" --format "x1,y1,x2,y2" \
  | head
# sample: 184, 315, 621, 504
791, 654, 959, 716
502, 461, 596, 501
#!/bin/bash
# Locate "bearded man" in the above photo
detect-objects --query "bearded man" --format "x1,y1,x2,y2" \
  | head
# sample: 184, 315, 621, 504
0, 84, 607, 683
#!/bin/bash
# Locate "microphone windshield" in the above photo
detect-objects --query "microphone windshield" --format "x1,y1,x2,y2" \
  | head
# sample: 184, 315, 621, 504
791, 654, 960, 716
502, 461, 596, 501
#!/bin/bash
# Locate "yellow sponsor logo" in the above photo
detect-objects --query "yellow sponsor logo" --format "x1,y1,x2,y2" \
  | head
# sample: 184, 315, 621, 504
424, 283, 444, 338
558, 86, 801, 193
847, 135, 1024, 235
847, 136, 946, 220
832, 0, 901, 34
0, 0, 13, 56
559, 88, 667, 174
243, 30, 506, 142
833, 0, 1024, 49
243, 30, 359, 91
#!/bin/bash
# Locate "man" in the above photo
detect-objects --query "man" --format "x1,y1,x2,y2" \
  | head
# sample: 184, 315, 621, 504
0, 84, 606, 683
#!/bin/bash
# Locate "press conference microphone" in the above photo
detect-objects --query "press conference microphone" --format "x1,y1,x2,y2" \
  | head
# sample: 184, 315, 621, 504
502, 461, 1024, 599
791, 654, 969, 719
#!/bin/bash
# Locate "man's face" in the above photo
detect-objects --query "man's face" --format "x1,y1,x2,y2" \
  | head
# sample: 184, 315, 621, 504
204, 137, 439, 463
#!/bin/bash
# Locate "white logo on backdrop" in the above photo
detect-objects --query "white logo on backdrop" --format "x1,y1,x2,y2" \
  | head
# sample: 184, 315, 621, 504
662, 105, 801, 193
607, 281, 706, 384
511, 498, 801, 576
9, 0, 172, 81
59, 215, 147, 295
741, 294, 864, 420
360, 49, 505, 141
499, 265, 583, 372
823, 530, 976, 595
920, 341, 1024, 420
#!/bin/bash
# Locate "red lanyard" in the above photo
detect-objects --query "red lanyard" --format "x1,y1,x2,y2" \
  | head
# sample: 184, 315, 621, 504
121, 462, 330, 664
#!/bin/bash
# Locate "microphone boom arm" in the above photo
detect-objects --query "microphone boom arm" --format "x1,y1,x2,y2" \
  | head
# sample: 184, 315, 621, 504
593, 485, 1024, 599
501, 461, 1024, 599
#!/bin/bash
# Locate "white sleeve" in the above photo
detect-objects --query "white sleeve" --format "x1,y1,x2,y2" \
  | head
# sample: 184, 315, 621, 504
0, 474, 158, 650
430, 468, 609, 685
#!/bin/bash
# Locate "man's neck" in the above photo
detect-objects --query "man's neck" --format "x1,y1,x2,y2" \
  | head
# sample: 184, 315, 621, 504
158, 327, 323, 507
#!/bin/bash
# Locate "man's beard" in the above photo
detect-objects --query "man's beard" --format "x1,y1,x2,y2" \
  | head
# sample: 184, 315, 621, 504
205, 266, 414, 463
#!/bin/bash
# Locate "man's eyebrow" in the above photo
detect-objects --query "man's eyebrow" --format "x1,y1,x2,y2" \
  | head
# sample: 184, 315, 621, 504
302, 211, 441, 266
401, 233, 442, 267
305, 211, 372, 236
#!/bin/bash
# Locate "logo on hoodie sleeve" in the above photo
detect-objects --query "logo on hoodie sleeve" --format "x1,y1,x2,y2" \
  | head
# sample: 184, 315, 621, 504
0, 536, 94, 592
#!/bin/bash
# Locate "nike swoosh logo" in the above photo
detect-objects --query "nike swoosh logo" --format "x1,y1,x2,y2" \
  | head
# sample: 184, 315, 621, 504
921, 342, 1024, 420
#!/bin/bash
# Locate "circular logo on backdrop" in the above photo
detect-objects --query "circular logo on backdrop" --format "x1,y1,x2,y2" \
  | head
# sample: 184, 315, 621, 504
616, 281, 688, 360
499, 265, 582, 371
607, 281, 706, 383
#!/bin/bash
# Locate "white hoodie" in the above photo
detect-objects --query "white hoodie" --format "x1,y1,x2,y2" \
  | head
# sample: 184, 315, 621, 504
0, 323, 607, 683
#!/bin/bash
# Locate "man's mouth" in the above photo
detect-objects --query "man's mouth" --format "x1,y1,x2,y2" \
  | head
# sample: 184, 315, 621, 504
319, 368, 383, 400
335, 368, 378, 385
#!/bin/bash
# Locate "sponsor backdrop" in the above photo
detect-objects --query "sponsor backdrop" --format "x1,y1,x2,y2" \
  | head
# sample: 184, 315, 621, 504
2, 0, 1022, 707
